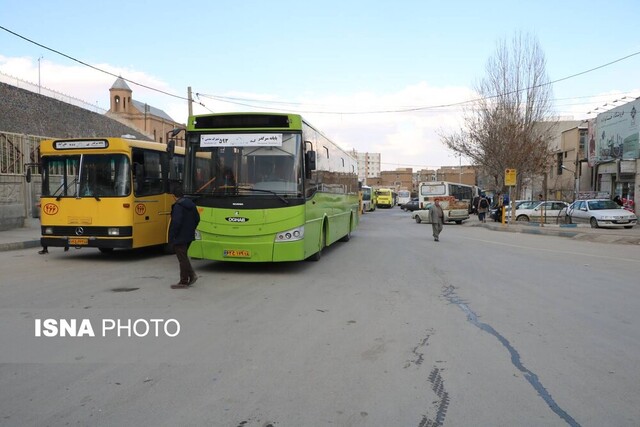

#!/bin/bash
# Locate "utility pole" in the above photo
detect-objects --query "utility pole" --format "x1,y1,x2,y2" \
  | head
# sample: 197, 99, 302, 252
38, 56, 43, 94
188, 86, 193, 117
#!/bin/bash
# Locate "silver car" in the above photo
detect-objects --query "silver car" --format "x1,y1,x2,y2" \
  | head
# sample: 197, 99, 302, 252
565, 199, 637, 229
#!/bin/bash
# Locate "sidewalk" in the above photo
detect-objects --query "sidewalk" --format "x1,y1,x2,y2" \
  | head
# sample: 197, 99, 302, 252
0, 218, 41, 252
466, 219, 640, 245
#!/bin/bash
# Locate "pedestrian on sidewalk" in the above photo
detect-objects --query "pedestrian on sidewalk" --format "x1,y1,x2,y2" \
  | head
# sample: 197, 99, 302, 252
429, 199, 445, 242
477, 194, 490, 223
168, 188, 200, 289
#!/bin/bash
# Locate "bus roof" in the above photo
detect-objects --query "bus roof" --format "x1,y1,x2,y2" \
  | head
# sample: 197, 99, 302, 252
189, 112, 303, 131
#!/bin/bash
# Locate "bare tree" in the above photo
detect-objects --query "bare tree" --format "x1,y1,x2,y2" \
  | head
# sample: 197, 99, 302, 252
441, 33, 556, 194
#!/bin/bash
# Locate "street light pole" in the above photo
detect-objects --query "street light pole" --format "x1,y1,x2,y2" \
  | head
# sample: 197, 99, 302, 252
37, 56, 43, 94
561, 165, 577, 201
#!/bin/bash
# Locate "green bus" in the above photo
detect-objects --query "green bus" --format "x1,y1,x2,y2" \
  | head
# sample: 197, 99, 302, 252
183, 112, 359, 262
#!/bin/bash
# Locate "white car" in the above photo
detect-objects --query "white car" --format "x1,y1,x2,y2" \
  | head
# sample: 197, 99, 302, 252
510, 200, 569, 222
565, 199, 637, 229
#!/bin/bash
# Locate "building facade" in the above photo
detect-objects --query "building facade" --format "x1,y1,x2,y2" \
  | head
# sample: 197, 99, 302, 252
589, 98, 638, 213
379, 168, 413, 194
350, 150, 381, 184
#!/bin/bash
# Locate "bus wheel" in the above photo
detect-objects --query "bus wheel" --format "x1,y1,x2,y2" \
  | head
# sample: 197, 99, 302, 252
307, 227, 326, 261
98, 247, 114, 254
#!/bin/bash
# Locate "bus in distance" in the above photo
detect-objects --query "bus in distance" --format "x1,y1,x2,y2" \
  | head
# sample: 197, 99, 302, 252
183, 112, 359, 262
418, 181, 472, 224
34, 137, 184, 252
375, 188, 396, 208
361, 185, 375, 212
397, 189, 411, 206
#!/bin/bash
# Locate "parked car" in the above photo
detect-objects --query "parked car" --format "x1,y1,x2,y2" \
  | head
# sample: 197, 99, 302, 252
509, 200, 568, 223
490, 200, 535, 222
401, 198, 420, 212
565, 199, 637, 228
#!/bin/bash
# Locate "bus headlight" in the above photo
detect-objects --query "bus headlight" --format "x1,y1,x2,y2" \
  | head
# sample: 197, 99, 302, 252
275, 226, 304, 242
194, 230, 201, 240
44, 227, 53, 235
108, 228, 120, 236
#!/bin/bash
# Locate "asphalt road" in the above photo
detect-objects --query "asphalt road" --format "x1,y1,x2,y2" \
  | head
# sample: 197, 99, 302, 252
1, 208, 639, 426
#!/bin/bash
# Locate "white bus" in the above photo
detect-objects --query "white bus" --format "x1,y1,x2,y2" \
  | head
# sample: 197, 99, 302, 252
397, 189, 411, 206
418, 181, 472, 224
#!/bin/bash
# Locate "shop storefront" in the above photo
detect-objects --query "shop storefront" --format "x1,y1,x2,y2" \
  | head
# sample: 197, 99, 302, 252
591, 99, 639, 215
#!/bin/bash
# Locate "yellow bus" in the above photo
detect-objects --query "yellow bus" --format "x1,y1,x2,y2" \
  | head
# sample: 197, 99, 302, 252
375, 187, 396, 208
33, 137, 184, 252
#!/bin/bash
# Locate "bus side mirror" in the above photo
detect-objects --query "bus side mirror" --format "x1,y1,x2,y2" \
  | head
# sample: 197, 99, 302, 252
305, 151, 316, 179
24, 162, 39, 183
306, 151, 316, 170
167, 139, 175, 158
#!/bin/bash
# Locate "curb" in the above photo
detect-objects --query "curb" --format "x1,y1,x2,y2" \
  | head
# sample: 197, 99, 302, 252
469, 222, 640, 245
0, 239, 41, 252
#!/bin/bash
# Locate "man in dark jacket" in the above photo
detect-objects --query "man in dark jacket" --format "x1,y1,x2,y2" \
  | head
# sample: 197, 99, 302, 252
429, 199, 445, 242
169, 189, 200, 289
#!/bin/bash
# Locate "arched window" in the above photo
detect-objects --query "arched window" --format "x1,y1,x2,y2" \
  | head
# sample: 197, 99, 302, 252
114, 95, 120, 112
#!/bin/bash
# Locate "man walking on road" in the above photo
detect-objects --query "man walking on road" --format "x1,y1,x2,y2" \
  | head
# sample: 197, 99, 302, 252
169, 189, 200, 289
429, 199, 445, 242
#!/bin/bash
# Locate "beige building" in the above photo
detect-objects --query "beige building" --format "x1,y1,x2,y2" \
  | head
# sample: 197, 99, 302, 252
415, 166, 477, 187
379, 168, 413, 194
545, 124, 589, 202
106, 77, 185, 146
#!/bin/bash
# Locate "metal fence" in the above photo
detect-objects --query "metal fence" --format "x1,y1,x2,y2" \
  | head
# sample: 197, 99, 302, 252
0, 132, 45, 176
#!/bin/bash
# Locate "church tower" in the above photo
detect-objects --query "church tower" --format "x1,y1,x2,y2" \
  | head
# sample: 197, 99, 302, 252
109, 77, 132, 113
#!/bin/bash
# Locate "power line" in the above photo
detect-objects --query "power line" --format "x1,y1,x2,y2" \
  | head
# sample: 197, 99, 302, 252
198, 51, 640, 115
0, 24, 203, 106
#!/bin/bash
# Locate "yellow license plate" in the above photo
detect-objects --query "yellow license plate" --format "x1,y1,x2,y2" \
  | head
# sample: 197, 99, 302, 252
69, 237, 88, 246
223, 249, 251, 258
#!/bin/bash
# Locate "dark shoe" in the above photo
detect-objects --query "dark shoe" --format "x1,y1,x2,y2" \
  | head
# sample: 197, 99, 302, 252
434, 237, 439, 242
38, 249, 48, 254
64, 247, 69, 252
171, 282, 189, 289
188, 275, 198, 285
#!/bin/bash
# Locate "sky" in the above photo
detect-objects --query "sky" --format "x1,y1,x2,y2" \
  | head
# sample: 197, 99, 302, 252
2, 0, 640, 169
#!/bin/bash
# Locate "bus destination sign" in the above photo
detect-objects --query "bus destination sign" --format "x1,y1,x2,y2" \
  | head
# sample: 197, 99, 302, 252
200, 133, 282, 148
54, 140, 109, 150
